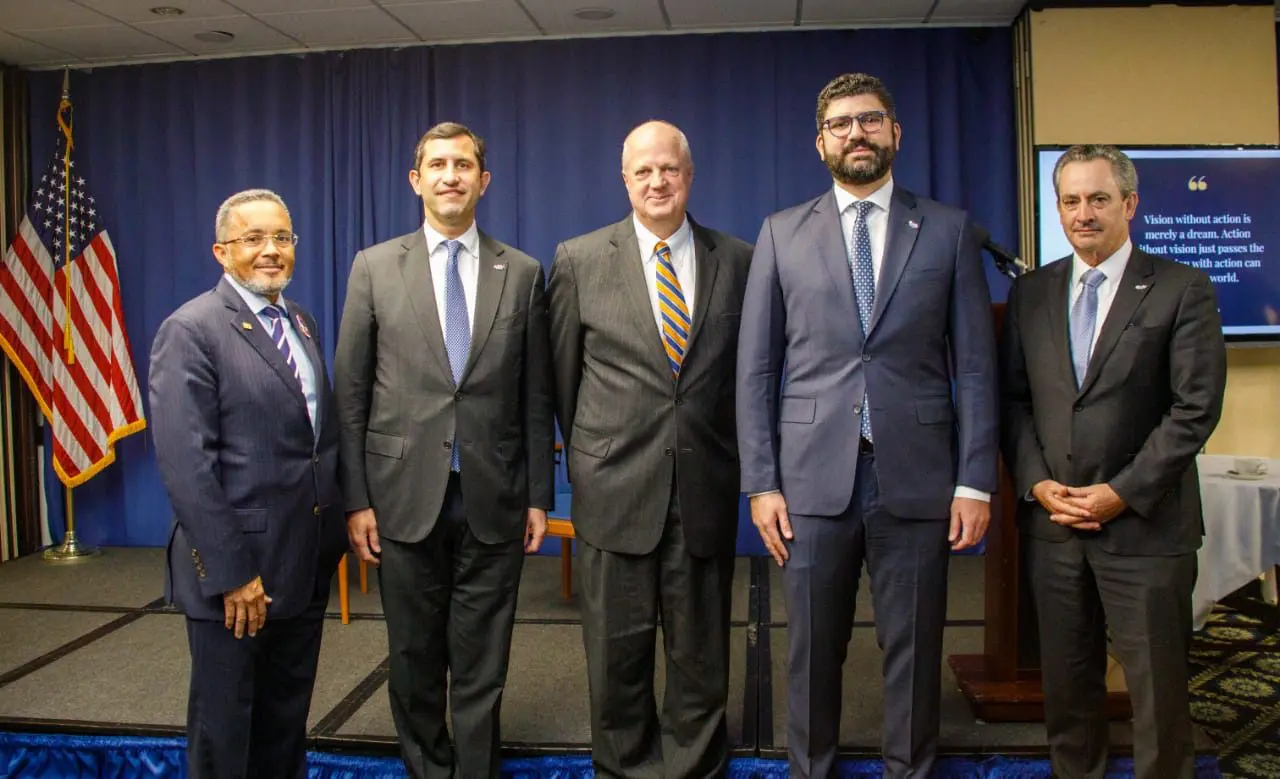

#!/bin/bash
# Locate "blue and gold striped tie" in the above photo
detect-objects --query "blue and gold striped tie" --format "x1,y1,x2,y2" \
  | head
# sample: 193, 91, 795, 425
655, 241, 690, 378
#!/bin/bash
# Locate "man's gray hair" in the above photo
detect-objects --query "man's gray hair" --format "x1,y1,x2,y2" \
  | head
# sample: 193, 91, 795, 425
214, 189, 290, 241
1052, 145, 1139, 199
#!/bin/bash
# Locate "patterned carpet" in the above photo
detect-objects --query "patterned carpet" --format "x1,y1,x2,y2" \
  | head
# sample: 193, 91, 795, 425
1190, 598, 1280, 779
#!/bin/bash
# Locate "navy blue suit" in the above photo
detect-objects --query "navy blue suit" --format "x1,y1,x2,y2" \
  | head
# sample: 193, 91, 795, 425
737, 185, 998, 778
150, 277, 347, 778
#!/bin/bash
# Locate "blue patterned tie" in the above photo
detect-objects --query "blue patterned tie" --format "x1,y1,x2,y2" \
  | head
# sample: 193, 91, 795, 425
849, 200, 876, 442
1070, 268, 1105, 389
261, 305, 301, 391
444, 239, 470, 471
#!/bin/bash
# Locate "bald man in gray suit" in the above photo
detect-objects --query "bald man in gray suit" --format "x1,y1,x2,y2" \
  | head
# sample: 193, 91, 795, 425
549, 120, 753, 778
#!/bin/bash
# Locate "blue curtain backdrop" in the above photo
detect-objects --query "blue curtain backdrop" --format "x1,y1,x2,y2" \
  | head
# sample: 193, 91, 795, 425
25, 27, 1018, 551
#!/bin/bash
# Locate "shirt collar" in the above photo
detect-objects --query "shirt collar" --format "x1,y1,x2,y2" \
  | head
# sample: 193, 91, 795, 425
224, 273, 286, 317
634, 214, 692, 264
1072, 238, 1133, 287
423, 220, 480, 260
833, 177, 895, 216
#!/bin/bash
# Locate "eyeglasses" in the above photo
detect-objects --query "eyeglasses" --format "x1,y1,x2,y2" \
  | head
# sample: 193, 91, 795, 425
822, 111, 890, 138
221, 232, 299, 249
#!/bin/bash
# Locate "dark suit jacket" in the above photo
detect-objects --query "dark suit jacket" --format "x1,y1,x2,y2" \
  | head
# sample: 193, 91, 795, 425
334, 228, 554, 544
549, 215, 753, 559
736, 186, 999, 520
149, 278, 348, 622
1000, 248, 1228, 555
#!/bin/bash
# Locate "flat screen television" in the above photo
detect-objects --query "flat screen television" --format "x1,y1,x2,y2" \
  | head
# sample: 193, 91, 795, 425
1035, 146, 1280, 343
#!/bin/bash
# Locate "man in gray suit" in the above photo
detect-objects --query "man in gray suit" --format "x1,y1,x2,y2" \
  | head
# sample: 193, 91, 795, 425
736, 73, 999, 778
150, 189, 348, 777
1001, 145, 1226, 779
334, 122, 555, 779
549, 120, 753, 778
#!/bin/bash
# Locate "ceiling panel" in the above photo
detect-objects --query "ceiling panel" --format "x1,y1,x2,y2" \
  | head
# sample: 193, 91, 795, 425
257, 7, 418, 45
231, 0, 376, 10
135, 14, 300, 54
0, 0, 117, 31
382, 0, 539, 41
521, 0, 665, 35
19, 23, 187, 59
666, 0, 794, 29
0, 29, 81, 65
802, 0, 934, 25
70, 0, 243, 24
930, 0, 1024, 24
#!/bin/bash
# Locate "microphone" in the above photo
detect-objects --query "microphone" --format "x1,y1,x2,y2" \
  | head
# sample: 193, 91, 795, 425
972, 224, 1026, 280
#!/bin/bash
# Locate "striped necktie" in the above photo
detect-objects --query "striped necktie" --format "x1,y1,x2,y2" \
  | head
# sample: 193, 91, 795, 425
261, 305, 301, 390
655, 241, 690, 378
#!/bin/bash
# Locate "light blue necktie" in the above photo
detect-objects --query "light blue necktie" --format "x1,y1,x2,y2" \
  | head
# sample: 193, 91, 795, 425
849, 200, 876, 442
1070, 268, 1105, 389
444, 239, 470, 471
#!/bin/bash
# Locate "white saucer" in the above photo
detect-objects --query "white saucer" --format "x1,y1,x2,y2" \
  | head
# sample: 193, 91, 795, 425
1226, 469, 1267, 481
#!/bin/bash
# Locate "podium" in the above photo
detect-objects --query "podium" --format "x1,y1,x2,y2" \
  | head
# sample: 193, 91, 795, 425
946, 303, 1134, 722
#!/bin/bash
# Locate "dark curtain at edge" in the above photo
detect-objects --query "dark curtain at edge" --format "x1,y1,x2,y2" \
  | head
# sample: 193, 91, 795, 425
0, 65, 38, 561
22, 27, 1019, 551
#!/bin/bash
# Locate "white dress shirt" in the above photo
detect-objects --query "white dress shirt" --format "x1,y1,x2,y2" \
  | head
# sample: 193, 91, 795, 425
634, 214, 696, 335
1070, 239, 1133, 357
224, 273, 318, 433
831, 180, 989, 504
424, 220, 480, 336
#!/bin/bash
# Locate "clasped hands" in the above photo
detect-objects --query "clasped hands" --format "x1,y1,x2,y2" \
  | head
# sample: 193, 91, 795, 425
1031, 480, 1126, 531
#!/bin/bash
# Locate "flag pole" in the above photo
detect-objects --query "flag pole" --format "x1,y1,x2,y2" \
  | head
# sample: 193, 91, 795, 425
43, 69, 98, 564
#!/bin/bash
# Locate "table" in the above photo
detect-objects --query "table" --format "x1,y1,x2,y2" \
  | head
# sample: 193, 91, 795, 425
1194, 454, 1280, 629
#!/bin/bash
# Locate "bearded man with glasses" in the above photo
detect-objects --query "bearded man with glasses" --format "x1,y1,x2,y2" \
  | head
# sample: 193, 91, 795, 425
736, 73, 999, 778
149, 188, 348, 778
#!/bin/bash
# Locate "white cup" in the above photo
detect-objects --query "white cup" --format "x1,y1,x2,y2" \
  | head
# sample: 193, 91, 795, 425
1233, 456, 1269, 477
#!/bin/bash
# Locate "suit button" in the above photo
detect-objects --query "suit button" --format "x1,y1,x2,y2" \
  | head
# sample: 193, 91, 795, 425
313, 456, 320, 465
665, 448, 674, 456
443, 441, 452, 449
1073, 405, 1083, 412
313, 504, 320, 516
675, 396, 684, 405
853, 404, 862, 414
455, 392, 462, 401
1066, 454, 1073, 462
863, 354, 871, 362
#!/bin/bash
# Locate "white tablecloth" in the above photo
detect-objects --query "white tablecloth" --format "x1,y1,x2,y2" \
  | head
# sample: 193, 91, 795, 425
1193, 454, 1280, 628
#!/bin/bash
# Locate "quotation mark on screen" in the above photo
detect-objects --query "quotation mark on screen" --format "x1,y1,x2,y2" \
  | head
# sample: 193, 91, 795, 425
1187, 176, 1208, 191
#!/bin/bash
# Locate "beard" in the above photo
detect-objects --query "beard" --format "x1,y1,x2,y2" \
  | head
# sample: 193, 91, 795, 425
825, 137, 896, 186
239, 271, 291, 299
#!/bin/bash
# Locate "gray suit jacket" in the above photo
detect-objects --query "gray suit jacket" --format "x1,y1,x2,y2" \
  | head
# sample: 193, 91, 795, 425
1000, 248, 1227, 555
334, 228, 555, 545
150, 278, 348, 622
549, 215, 753, 558
737, 187, 999, 520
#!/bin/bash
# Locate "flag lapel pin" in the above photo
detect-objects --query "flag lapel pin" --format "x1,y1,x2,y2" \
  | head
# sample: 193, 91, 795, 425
295, 313, 312, 339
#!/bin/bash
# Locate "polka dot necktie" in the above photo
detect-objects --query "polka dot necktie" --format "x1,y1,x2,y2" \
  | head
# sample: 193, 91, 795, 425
849, 200, 876, 443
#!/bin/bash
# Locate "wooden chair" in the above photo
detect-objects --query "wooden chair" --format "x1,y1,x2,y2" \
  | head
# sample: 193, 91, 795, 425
546, 443, 575, 600
337, 553, 368, 625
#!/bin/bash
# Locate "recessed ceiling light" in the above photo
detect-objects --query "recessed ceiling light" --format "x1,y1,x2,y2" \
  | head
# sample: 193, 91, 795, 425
193, 30, 234, 43
573, 7, 616, 21
149, 6, 185, 16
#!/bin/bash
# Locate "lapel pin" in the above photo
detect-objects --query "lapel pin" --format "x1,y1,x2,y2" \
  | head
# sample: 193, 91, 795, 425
295, 313, 312, 339
241, 322, 254, 330
907, 219, 919, 229
1135, 284, 1149, 290
493, 263, 507, 271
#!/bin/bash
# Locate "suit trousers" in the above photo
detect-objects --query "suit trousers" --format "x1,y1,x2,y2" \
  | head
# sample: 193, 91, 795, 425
379, 473, 526, 779
578, 485, 736, 779
783, 452, 952, 779
184, 575, 330, 779
1025, 534, 1197, 779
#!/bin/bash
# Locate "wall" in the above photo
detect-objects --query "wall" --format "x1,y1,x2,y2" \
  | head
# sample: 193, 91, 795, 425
1029, 4, 1280, 456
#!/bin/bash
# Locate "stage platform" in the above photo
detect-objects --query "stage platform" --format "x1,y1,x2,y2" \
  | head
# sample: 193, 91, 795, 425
0, 548, 1219, 776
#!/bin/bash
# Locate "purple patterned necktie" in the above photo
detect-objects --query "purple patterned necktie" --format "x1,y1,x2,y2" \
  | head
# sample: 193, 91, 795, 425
261, 305, 301, 390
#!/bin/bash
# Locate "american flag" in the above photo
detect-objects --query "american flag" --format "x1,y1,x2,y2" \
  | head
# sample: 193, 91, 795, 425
0, 103, 145, 487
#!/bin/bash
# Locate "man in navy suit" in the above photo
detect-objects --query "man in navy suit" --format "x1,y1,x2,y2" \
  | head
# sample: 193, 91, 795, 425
736, 73, 999, 778
150, 189, 347, 778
